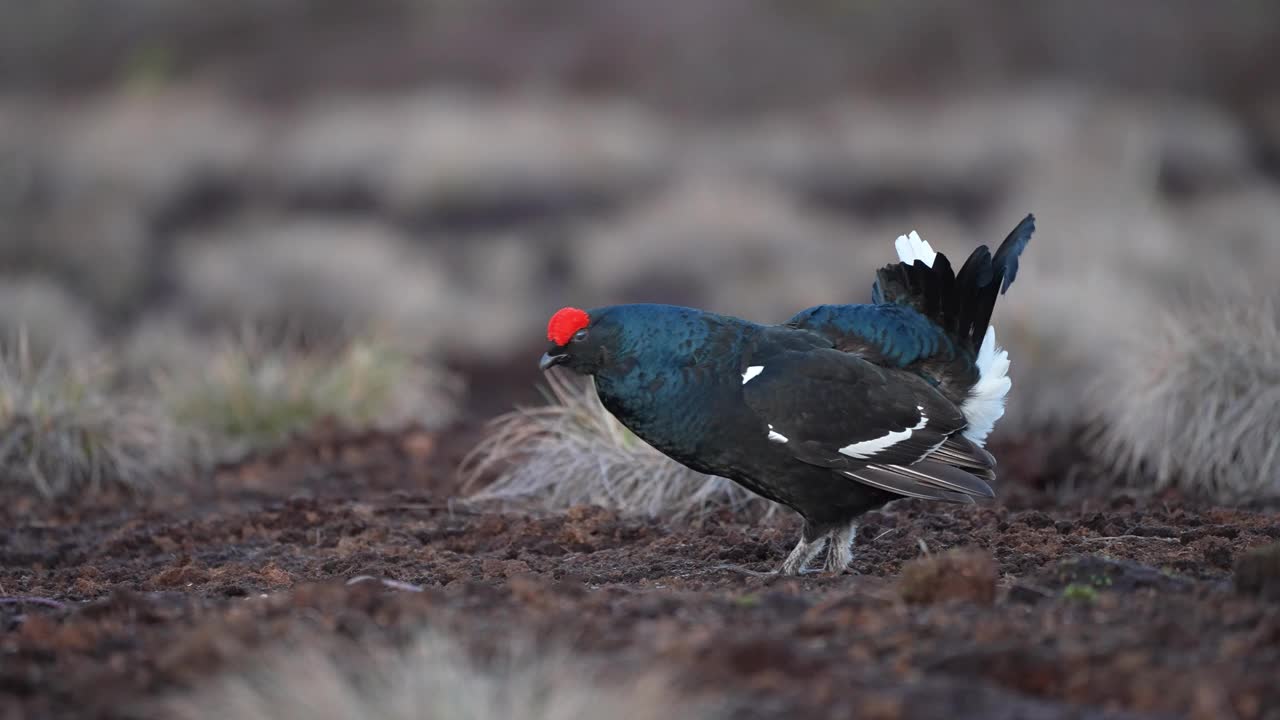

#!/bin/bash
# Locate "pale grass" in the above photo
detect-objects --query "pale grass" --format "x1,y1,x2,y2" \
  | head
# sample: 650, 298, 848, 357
0, 331, 191, 498
161, 331, 459, 460
462, 370, 775, 522
1091, 296, 1280, 500
160, 630, 713, 720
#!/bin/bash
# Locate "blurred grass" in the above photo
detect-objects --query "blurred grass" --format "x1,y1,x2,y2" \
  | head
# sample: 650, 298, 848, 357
1092, 295, 1280, 501
0, 325, 460, 499
162, 628, 709, 720
0, 331, 190, 498
163, 333, 458, 460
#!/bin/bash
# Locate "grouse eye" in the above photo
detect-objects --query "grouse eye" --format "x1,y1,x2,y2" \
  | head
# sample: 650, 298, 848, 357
571, 328, 589, 343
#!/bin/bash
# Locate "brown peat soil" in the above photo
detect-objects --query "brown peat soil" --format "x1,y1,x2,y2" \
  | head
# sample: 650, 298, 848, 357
2, 424, 1279, 720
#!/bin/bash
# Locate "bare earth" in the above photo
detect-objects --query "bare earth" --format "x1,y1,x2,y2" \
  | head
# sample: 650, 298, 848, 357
2, 426, 1278, 720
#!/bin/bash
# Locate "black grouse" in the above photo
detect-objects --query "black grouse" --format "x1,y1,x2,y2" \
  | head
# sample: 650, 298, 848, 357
539, 215, 1035, 575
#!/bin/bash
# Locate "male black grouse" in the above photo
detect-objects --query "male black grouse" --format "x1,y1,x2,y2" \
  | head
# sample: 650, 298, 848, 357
539, 214, 1035, 575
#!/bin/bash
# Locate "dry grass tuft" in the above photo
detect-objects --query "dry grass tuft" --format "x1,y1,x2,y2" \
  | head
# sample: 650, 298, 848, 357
0, 322, 463, 499
1091, 296, 1280, 501
0, 332, 191, 498
160, 630, 710, 720
462, 370, 774, 522
161, 332, 460, 460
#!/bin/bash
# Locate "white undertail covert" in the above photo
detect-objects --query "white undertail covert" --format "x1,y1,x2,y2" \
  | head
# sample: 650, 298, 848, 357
893, 230, 1011, 446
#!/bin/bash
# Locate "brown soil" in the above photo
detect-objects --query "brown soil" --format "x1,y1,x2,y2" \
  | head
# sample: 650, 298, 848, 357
2, 426, 1279, 720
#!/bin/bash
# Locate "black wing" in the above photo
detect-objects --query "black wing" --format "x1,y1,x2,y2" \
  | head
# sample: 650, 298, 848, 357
740, 347, 995, 502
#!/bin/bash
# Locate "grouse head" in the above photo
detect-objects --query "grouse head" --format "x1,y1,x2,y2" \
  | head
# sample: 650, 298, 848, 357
539, 306, 613, 374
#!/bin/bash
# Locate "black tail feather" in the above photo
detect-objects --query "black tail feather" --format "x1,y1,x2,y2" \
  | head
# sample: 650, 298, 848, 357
993, 213, 1036, 294
873, 214, 1035, 355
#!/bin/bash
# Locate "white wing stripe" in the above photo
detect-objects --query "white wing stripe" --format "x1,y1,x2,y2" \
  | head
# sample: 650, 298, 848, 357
838, 408, 928, 460
742, 365, 764, 384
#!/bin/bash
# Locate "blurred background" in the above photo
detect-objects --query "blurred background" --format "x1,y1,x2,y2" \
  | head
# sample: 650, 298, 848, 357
6, 9, 1280, 717
2, 0, 1279, 454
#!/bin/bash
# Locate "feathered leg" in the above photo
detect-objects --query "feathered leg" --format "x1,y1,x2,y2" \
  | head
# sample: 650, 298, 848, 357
779, 533, 829, 575
822, 521, 858, 575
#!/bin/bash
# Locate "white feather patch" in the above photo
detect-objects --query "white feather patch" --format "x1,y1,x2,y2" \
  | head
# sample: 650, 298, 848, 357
767, 424, 788, 443
838, 408, 928, 460
961, 326, 1012, 446
894, 230, 937, 268
741, 365, 764, 384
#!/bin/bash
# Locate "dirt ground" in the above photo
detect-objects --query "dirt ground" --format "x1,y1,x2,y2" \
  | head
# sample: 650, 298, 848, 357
2, 423, 1279, 720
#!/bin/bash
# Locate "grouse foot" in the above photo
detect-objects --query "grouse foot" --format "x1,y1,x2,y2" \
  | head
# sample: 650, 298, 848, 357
779, 534, 829, 575
822, 522, 858, 575
711, 527, 850, 577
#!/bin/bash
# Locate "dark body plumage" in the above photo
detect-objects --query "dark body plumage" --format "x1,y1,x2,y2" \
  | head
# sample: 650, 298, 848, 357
541, 215, 1035, 574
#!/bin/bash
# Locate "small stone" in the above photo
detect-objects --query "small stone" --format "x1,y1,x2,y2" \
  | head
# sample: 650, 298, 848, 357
1196, 536, 1234, 570
897, 547, 998, 606
480, 558, 509, 578
1016, 511, 1053, 529
1234, 542, 1280, 601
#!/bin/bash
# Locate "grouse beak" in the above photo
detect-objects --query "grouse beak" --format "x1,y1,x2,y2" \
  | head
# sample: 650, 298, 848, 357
539, 352, 568, 371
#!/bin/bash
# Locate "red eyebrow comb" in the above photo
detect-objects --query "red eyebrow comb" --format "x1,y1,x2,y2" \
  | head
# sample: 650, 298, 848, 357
547, 307, 590, 345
